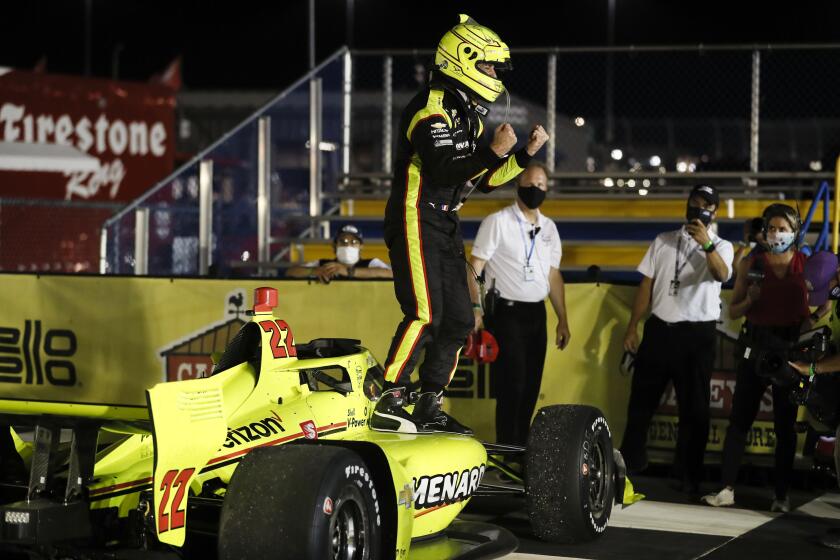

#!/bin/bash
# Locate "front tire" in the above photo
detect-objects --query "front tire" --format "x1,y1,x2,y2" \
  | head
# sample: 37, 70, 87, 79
218, 445, 381, 560
525, 405, 614, 543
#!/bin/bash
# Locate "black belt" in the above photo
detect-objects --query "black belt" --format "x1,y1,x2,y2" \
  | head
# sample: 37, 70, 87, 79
496, 296, 545, 308
650, 314, 715, 327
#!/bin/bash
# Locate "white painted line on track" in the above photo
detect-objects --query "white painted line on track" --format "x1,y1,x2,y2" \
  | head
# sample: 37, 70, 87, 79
608, 500, 779, 537
793, 493, 840, 521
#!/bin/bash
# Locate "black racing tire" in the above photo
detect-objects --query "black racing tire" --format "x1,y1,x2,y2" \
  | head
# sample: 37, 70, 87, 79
218, 444, 382, 560
525, 405, 614, 543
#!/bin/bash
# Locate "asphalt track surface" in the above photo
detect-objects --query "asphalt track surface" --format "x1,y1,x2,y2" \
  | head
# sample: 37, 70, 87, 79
6, 472, 840, 559
469, 472, 840, 560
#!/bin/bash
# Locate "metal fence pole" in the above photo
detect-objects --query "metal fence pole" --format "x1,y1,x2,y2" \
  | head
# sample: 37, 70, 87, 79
605, 0, 616, 146
546, 53, 557, 172
308, 0, 315, 71
199, 159, 214, 275
257, 116, 271, 275
750, 50, 761, 177
383, 56, 393, 175
341, 51, 353, 225
309, 78, 323, 237
343, 51, 353, 183
133, 207, 149, 275
99, 227, 108, 274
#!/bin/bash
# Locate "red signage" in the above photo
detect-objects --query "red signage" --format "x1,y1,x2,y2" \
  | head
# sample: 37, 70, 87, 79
656, 370, 775, 422
0, 68, 176, 201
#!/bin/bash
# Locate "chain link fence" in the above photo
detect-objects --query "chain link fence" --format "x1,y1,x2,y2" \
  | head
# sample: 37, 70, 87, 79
103, 50, 349, 276
349, 45, 840, 181
0, 199, 119, 273
70, 45, 840, 277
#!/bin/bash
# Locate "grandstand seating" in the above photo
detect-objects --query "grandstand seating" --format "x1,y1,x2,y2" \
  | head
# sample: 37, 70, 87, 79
292, 197, 805, 281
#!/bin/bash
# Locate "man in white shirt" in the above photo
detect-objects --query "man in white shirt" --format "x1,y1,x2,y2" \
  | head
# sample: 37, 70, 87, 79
621, 184, 734, 495
467, 163, 570, 445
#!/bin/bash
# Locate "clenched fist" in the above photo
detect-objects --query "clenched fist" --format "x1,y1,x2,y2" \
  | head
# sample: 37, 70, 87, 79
490, 123, 517, 156
526, 125, 549, 156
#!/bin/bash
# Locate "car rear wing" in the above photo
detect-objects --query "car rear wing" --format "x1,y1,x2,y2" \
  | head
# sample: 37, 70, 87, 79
148, 286, 295, 547
0, 399, 150, 426
146, 363, 257, 546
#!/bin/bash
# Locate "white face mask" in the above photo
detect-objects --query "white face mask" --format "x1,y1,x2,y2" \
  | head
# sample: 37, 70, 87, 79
336, 246, 360, 266
766, 231, 796, 254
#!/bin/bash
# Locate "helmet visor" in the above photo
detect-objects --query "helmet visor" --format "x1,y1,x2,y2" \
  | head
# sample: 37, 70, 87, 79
476, 60, 512, 80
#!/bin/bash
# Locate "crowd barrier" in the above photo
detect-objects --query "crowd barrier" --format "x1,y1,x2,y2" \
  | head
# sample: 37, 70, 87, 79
0, 274, 794, 459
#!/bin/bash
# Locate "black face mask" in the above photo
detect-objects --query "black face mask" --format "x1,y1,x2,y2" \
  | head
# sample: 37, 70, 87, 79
518, 186, 546, 209
686, 205, 713, 227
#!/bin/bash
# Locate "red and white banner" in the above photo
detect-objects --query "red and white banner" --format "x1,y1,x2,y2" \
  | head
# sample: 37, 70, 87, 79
0, 68, 176, 201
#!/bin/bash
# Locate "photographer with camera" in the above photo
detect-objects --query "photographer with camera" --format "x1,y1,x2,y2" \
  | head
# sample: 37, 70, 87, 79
788, 251, 840, 380
703, 204, 808, 512
620, 184, 733, 495
788, 251, 840, 548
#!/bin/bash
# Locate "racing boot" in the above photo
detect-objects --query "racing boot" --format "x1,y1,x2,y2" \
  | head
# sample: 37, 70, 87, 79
411, 391, 473, 435
370, 387, 431, 434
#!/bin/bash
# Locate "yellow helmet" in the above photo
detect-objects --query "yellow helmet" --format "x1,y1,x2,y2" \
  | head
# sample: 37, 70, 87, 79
435, 14, 511, 103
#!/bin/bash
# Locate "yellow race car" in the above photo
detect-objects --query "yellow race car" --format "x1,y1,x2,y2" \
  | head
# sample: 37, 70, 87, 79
0, 287, 633, 559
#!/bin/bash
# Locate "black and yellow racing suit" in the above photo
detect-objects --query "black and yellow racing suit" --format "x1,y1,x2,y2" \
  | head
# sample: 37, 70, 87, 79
383, 80, 532, 392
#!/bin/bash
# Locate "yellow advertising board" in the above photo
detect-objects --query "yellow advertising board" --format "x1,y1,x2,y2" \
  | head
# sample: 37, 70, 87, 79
0, 275, 406, 406
0, 274, 800, 459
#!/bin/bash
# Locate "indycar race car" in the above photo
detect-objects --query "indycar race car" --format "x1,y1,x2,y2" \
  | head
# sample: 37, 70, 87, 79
0, 287, 634, 559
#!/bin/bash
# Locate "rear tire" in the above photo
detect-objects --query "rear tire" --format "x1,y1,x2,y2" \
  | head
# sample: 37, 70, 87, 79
218, 444, 381, 560
525, 405, 614, 543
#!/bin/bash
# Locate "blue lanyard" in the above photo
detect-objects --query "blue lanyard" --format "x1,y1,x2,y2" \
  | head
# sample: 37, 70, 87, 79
514, 210, 538, 266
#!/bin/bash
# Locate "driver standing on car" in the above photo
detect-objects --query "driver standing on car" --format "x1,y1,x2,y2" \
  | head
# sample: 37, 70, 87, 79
371, 14, 549, 434
620, 185, 733, 496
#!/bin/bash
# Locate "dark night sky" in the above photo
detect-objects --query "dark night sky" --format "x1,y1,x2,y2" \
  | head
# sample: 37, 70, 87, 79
1, 0, 839, 89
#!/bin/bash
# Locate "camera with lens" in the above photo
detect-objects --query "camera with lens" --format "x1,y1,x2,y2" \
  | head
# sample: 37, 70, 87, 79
755, 327, 829, 388
754, 326, 840, 428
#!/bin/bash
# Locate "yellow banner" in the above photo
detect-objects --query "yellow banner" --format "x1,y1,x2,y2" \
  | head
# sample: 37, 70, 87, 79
0, 275, 404, 406
445, 282, 636, 442
0, 274, 799, 459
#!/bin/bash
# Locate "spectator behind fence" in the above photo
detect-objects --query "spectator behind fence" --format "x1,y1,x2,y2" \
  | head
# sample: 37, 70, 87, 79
286, 225, 393, 283
467, 162, 569, 446
703, 203, 808, 512
620, 184, 734, 496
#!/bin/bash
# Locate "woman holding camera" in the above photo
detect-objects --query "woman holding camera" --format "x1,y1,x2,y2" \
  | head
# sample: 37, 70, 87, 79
703, 204, 808, 512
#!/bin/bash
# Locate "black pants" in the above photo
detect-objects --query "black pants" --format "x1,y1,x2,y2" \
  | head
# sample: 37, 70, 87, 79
486, 299, 547, 446
721, 357, 797, 499
382, 206, 473, 393
620, 315, 716, 485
